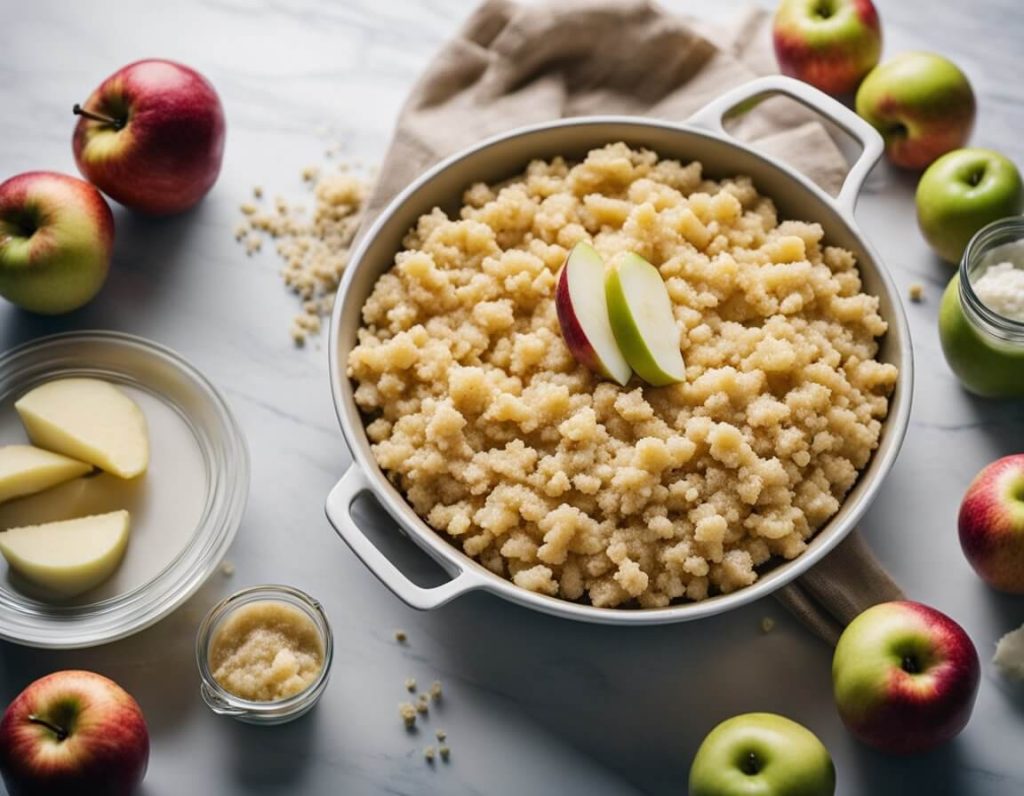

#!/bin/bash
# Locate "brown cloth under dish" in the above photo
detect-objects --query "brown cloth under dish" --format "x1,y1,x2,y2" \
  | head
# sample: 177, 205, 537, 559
359, 0, 904, 644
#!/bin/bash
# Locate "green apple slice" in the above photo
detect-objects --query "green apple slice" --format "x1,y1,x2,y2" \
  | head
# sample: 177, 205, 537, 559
15, 378, 149, 479
605, 252, 685, 386
0, 510, 130, 597
555, 242, 632, 386
0, 445, 92, 504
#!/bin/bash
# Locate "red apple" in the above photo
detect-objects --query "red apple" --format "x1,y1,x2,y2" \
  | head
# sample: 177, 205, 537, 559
556, 242, 632, 386
0, 172, 113, 314
0, 670, 149, 796
72, 59, 225, 215
958, 454, 1024, 593
856, 52, 976, 170
832, 601, 980, 755
773, 0, 882, 96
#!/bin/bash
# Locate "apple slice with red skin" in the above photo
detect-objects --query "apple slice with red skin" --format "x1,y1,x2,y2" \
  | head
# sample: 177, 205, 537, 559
605, 252, 685, 387
556, 242, 632, 386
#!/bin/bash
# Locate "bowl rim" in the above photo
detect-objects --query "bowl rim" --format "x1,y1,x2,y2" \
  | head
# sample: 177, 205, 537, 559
0, 330, 250, 647
327, 113, 913, 624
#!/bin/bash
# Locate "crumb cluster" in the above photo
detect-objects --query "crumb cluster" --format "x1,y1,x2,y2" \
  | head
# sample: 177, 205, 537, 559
235, 162, 372, 344
349, 143, 898, 608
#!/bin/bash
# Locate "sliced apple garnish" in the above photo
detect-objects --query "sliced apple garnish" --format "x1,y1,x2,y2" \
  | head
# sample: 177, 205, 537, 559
0, 510, 130, 597
605, 252, 685, 387
15, 378, 149, 479
0, 445, 92, 504
555, 242, 632, 386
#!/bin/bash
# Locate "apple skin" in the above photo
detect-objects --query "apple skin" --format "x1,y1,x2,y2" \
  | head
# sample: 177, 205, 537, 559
0, 670, 149, 796
832, 600, 980, 755
73, 59, 225, 215
772, 0, 881, 96
0, 172, 113, 314
689, 712, 836, 796
916, 148, 1024, 263
856, 52, 976, 170
958, 454, 1024, 593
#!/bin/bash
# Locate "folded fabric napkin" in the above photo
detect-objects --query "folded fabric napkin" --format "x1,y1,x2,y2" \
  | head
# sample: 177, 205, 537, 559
360, 0, 904, 644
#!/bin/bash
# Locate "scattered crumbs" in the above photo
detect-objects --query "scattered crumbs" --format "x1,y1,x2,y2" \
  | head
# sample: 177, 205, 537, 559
429, 680, 443, 701
399, 702, 417, 729
760, 616, 775, 634
439, 745, 450, 762
908, 283, 925, 303
234, 158, 372, 346
416, 694, 430, 714
405, 678, 417, 693
219, 560, 235, 577
394, 629, 407, 643
435, 729, 446, 742
253, 185, 263, 199
423, 745, 436, 763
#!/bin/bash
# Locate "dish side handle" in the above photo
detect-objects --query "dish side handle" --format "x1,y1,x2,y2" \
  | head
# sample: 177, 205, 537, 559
686, 75, 884, 217
325, 466, 483, 610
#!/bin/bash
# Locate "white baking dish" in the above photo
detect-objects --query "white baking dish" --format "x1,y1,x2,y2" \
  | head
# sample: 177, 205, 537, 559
325, 76, 913, 625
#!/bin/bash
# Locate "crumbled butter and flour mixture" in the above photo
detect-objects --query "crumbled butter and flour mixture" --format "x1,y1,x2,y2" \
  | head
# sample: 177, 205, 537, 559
236, 166, 371, 344
348, 143, 898, 608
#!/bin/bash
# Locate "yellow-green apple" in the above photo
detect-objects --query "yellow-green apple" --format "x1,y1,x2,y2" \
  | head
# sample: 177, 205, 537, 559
958, 454, 1024, 593
916, 148, 1023, 264
856, 52, 976, 170
0, 670, 148, 795
0, 172, 113, 314
832, 601, 980, 754
73, 59, 225, 215
605, 252, 685, 386
556, 242, 632, 386
689, 712, 836, 796
772, 0, 881, 96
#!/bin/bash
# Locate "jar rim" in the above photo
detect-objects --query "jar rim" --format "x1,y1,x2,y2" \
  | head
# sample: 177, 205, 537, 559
959, 216, 1024, 342
195, 584, 334, 719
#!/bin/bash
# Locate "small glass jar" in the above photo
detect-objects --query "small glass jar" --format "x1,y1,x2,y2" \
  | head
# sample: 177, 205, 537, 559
939, 217, 1024, 397
195, 585, 333, 725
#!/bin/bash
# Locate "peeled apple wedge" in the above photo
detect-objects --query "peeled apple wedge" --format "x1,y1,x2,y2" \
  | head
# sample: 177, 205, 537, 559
605, 252, 686, 387
0, 510, 130, 597
15, 378, 149, 479
555, 242, 632, 386
0, 444, 92, 504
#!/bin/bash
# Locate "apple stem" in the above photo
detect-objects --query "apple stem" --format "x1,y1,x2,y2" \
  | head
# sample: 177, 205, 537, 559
27, 715, 68, 742
72, 103, 124, 130
742, 751, 760, 775
901, 655, 920, 674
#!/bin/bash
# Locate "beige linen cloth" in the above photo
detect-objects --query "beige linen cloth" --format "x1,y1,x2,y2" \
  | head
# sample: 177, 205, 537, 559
360, 0, 903, 644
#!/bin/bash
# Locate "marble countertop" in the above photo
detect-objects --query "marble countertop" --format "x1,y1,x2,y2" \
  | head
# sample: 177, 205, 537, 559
2, 1, 1023, 794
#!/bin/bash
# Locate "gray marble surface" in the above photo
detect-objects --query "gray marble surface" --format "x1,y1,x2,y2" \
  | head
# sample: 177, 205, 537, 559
2, 1, 1023, 794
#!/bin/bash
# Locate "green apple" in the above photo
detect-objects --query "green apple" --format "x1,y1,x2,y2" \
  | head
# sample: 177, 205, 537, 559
0, 171, 114, 314
689, 712, 836, 796
916, 148, 1023, 263
605, 252, 685, 386
856, 52, 976, 170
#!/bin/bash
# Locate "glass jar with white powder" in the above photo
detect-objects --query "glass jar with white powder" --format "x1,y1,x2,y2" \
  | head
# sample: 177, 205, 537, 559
940, 217, 1024, 396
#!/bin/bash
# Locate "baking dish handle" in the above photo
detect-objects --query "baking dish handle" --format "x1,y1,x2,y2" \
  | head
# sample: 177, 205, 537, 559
686, 75, 884, 217
325, 465, 483, 610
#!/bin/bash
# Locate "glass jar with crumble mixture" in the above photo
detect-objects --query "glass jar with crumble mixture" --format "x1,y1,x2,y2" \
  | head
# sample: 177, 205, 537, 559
196, 585, 333, 725
939, 217, 1024, 397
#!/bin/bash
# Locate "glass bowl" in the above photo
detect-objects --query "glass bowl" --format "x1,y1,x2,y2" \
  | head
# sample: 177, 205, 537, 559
0, 331, 249, 648
195, 585, 333, 725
